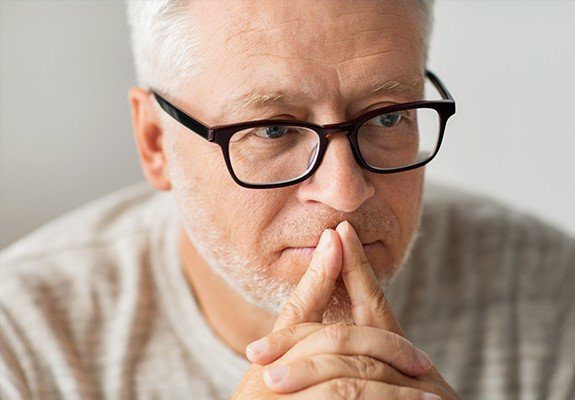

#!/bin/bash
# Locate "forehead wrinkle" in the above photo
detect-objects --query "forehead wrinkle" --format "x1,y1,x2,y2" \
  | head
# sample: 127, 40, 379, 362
248, 52, 334, 67
333, 48, 395, 67
223, 18, 317, 48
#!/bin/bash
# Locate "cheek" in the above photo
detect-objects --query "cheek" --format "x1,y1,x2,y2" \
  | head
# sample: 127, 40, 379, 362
373, 169, 424, 250
165, 130, 231, 228
166, 129, 290, 259
226, 189, 290, 258
165, 126, 225, 185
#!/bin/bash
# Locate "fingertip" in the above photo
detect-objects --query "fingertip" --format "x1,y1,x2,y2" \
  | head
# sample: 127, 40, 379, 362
336, 220, 360, 244
325, 229, 342, 278
325, 228, 338, 246
336, 220, 353, 236
246, 337, 268, 363
335, 220, 349, 235
317, 228, 331, 250
315, 229, 339, 279
415, 349, 433, 371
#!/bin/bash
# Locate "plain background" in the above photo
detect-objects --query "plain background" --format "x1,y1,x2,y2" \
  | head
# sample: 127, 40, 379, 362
1, 1, 574, 250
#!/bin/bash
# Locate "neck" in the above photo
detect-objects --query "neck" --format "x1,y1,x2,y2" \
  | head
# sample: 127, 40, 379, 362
178, 226, 275, 360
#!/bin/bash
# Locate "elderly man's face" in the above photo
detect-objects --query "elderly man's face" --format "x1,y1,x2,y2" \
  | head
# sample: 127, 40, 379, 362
163, 0, 425, 321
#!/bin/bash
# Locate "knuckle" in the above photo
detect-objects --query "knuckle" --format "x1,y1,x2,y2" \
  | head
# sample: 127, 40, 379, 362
360, 257, 371, 271
387, 332, 409, 363
353, 355, 381, 379
268, 325, 297, 350
299, 357, 321, 376
272, 323, 323, 353
389, 331, 408, 351
281, 297, 307, 322
309, 261, 326, 283
284, 324, 300, 340
329, 378, 364, 400
323, 324, 352, 349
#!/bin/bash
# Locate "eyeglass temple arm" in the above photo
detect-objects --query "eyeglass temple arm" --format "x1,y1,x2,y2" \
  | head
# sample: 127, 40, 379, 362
425, 70, 455, 101
151, 90, 211, 140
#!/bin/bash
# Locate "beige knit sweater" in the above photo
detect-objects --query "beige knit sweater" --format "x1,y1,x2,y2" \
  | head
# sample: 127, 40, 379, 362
1, 182, 573, 399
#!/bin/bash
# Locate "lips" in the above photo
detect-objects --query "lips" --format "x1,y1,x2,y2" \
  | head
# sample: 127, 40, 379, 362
282, 240, 382, 256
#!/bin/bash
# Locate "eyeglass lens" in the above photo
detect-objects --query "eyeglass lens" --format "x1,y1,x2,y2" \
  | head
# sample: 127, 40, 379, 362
228, 107, 441, 185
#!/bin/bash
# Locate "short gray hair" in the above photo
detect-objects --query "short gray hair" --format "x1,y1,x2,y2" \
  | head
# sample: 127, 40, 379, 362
126, 0, 435, 95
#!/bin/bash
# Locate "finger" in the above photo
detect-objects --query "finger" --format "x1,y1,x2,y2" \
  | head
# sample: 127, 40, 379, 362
336, 220, 404, 334
285, 377, 442, 400
246, 322, 326, 364
276, 324, 433, 378
263, 354, 421, 394
272, 229, 342, 332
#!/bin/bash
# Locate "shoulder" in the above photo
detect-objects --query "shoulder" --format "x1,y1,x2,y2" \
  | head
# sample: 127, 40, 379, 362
406, 185, 575, 330
414, 181, 575, 309
0, 182, 179, 396
415, 184, 575, 400
0, 182, 177, 395
421, 181, 575, 264
2, 182, 160, 263
0, 180, 181, 308
1, 182, 162, 302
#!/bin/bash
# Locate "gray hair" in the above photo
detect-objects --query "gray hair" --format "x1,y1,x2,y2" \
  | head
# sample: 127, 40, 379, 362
126, 0, 435, 95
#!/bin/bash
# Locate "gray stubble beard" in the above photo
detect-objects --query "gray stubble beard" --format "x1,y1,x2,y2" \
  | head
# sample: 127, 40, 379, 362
178, 201, 422, 326
167, 128, 424, 325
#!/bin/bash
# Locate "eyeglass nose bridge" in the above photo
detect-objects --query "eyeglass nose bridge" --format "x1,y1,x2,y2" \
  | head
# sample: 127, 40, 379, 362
313, 124, 365, 173
317, 122, 356, 136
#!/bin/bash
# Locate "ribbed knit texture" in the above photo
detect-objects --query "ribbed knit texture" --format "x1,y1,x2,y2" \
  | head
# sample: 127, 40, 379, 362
1, 182, 573, 399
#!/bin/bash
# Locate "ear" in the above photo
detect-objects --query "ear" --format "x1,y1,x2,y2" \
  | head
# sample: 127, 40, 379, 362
128, 87, 171, 191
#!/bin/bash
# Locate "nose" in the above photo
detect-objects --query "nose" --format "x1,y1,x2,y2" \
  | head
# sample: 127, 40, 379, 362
297, 134, 375, 213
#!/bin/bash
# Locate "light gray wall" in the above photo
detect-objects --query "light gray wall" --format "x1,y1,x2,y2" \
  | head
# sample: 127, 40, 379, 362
1, 0, 574, 250
426, 1, 575, 237
1, 0, 141, 249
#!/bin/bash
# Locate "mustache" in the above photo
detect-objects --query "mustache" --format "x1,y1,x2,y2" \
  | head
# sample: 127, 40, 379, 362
268, 206, 399, 249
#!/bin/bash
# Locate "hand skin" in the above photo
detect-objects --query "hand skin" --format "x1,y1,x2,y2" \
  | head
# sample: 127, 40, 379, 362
232, 221, 460, 399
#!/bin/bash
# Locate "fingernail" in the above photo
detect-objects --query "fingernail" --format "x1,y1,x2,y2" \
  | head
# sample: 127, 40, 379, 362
246, 337, 267, 361
415, 349, 433, 370
317, 229, 331, 251
421, 392, 442, 400
264, 364, 289, 385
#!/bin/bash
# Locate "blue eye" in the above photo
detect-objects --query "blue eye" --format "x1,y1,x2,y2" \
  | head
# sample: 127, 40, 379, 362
256, 126, 287, 139
378, 113, 401, 127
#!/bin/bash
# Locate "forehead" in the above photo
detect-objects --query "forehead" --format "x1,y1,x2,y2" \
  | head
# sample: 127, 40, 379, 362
185, 0, 425, 120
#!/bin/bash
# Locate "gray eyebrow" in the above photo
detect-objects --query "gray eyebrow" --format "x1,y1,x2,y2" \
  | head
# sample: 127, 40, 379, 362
222, 74, 422, 119
226, 89, 314, 111
370, 78, 420, 95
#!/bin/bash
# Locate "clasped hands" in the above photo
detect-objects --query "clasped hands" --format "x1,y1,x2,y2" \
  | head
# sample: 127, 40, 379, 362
233, 221, 459, 400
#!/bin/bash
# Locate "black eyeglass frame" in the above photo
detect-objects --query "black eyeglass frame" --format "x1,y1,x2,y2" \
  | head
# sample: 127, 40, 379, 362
151, 70, 456, 189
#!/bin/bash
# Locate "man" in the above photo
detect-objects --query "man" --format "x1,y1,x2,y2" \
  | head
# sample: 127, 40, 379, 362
1, 1, 573, 399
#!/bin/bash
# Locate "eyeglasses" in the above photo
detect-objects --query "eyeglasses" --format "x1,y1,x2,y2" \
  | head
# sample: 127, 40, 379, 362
151, 70, 455, 189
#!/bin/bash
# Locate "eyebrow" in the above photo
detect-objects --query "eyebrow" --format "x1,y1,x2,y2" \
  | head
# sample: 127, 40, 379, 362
227, 89, 314, 112
370, 77, 420, 95
223, 75, 422, 119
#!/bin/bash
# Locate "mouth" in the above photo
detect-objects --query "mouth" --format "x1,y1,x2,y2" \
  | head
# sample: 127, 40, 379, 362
282, 240, 383, 257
